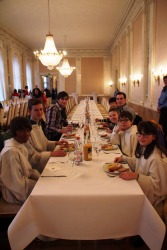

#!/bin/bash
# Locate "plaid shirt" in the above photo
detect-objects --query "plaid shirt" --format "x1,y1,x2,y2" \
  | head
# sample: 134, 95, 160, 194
45, 102, 67, 135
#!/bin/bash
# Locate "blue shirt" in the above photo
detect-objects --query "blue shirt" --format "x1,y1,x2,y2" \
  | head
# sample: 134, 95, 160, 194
158, 88, 167, 109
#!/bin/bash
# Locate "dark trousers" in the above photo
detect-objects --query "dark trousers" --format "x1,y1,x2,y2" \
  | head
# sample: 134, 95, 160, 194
159, 107, 167, 147
46, 132, 62, 141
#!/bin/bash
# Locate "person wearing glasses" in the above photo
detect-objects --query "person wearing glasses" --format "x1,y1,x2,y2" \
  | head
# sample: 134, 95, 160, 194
157, 75, 167, 147
114, 121, 167, 209
45, 91, 72, 141
110, 111, 138, 157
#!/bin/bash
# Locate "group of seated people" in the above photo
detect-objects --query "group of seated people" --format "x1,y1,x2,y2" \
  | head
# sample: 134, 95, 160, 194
0, 90, 167, 223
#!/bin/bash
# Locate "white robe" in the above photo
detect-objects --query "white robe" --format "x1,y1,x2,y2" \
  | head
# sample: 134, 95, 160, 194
0, 138, 40, 204
125, 147, 167, 206
28, 124, 56, 164
110, 125, 138, 157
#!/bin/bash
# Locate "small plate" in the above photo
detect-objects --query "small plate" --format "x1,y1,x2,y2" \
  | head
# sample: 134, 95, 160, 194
62, 133, 76, 139
103, 163, 129, 175
60, 143, 75, 152
101, 144, 118, 151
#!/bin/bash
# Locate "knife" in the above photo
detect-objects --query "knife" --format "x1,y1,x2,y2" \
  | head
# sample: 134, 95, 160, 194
41, 175, 67, 177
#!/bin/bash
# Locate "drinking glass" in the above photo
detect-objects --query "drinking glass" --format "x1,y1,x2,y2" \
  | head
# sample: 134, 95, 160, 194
93, 142, 101, 163
68, 151, 77, 167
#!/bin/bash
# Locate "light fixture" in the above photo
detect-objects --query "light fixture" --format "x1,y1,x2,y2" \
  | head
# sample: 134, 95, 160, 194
130, 74, 143, 86
119, 77, 127, 86
108, 81, 113, 87
57, 58, 75, 78
56, 36, 75, 77
34, 0, 63, 70
152, 67, 167, 85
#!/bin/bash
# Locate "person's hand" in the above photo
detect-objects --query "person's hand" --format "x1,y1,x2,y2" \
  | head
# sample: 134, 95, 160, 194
119, 172, 138, 180
50, 149, 66, 157
114, 155, 123, 163
95, 118, 100, 122
105, 128, 112, 133
56, 140, 68, 147
114, 125, 121, 133
61, 127, 72, 134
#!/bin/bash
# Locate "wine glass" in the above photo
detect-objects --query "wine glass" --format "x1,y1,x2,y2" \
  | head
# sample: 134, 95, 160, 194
93, 142, 101, 163
68, 151, 77, 167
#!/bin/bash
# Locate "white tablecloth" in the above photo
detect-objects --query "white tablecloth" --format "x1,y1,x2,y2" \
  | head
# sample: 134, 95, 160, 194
8, 100, 166, 250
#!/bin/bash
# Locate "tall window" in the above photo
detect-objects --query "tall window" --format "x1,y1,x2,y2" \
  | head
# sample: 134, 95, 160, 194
26, 62, 32, 91
12, 53, 21, 90
0, 48, 6, 101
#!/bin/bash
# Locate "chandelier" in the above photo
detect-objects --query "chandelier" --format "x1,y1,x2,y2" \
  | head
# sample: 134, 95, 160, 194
57, 58, 75, 78
34, 0, 63, 70
56, 36, 75, 77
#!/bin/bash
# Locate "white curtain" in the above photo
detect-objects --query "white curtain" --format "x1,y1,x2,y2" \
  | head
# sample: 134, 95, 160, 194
12, 53, 21, 90
0, 48, 6, 101
26, 62, 32, 91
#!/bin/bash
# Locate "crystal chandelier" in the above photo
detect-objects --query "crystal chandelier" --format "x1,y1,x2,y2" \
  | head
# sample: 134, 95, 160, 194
34, 0, 63, 70
56, 36, 75, 77
57, 58, 75, 78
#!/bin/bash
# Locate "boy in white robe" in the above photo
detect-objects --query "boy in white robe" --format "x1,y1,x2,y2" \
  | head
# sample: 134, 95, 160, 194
0, 117, 40, 204
110, 111, 138, 157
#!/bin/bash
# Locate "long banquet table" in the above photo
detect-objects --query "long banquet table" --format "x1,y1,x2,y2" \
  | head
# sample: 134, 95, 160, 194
8, 100, 166, 250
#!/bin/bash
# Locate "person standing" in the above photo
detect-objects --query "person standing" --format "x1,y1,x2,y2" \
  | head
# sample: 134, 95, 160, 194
157, 75, 167, 147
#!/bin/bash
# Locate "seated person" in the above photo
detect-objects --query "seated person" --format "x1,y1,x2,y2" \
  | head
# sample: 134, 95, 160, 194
114, 121, 167, 208
108, 97, 117, 109
0, 117, 40, 204
116, 92, 136, 119
27, 98, 67, 163
46, 91, 72, 141
106, 108, 119, 133
110, 111, 138, 157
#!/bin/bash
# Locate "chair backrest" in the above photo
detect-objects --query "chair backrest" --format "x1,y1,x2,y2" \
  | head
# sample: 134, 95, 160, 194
0, 192, 22, 218
23, 102, 28, 117
0, 108, 4, 127
5, 105, 14, 129
19, 102, 24, 116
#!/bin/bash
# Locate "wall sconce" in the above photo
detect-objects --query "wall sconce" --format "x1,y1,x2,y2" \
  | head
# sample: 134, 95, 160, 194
119, 77, 127, 86
152, 68, 167, 85
109, 81, 113, 87
130, 74, 143, 86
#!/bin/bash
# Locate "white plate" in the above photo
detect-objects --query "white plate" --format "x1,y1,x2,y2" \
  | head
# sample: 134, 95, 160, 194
103, 163, 129, 175
102, 144, 118, 151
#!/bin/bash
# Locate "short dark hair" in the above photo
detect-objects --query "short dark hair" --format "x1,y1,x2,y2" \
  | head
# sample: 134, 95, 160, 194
116, 92, 126, 99
109, 97, 116, 104
163, 75, 167, 81
57, 91, 69, 100
10, 117, 32, 136
119, 111, 133, 121
109, 108, 119, 113
28, 98, 43, 110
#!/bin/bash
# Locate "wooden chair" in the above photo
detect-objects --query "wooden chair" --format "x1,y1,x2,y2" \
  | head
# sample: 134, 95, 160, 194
23, 102, 28, 117
19, 102, 24, 116
3, 105, 14, 130
0, 108, 5, 130
164, 197, 167, 226
0, 192, 22, 218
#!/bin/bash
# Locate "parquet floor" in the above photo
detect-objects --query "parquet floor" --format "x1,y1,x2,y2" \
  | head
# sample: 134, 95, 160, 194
1, 217, 167, 250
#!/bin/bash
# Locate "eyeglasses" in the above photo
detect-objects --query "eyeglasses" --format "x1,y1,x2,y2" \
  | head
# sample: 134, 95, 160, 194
136, 132, 154, 138
118, 118, 129, 123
